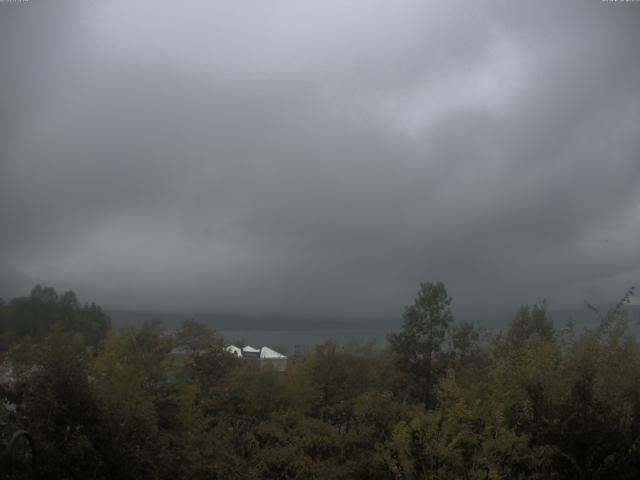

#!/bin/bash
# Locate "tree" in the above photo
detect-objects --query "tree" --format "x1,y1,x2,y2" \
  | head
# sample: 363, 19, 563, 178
8, 327, 104, 479
90, 323, 186, 480
388, 281, 453, 407
450, 321, 480, 363
175, 319, 218, 354
506, 300, 554, 349
173, 320, 239, 392
0, 286, 109, 349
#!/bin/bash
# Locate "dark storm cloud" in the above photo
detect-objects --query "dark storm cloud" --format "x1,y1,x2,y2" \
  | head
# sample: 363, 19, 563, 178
1, 0, 639, 320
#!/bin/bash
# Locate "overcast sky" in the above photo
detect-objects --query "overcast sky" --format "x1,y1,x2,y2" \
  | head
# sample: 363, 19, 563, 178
1, 0, 639, 321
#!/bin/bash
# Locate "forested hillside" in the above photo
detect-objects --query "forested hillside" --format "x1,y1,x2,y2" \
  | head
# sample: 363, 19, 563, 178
0, 286, 109, 349
0, 284, 639, 479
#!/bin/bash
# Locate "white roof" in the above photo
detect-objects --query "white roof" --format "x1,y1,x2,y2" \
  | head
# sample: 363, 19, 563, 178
242, 345, 260, 353
260, 346, 286, 359
225, 345, 242, 357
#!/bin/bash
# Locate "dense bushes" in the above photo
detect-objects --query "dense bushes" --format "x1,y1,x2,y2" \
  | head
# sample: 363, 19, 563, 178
1, 285, 639, 479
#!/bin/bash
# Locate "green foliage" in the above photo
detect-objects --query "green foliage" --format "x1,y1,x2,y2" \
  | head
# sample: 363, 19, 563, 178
175, 319, 240, 392
175, 318, 219, 353
1, 284, 640, 479
8, 327, 103, 479
388, 281, 453, 407
506, 300, 554, 349
0, 285, 109, 349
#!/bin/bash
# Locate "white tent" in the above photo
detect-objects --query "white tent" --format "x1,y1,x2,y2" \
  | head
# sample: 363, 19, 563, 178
259, 346, 287, 371
223, 345, 288, 370
225, 345, 242, 358
260, 346, 286, 359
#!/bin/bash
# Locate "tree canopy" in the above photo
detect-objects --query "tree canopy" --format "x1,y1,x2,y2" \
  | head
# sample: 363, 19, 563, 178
388, 281, 453, 406
0, 284, 639, 479
0, 285, 109, 349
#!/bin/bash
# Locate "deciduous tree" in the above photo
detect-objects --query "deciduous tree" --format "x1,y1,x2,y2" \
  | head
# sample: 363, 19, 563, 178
388, 281, 453, 407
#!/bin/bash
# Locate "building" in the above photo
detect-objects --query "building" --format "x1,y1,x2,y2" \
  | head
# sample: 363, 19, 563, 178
225, 345, 288, 371
259, 346, 288, 371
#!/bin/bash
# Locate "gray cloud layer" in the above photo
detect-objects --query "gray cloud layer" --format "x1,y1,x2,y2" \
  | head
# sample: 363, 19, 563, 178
1, 0, 639, 320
